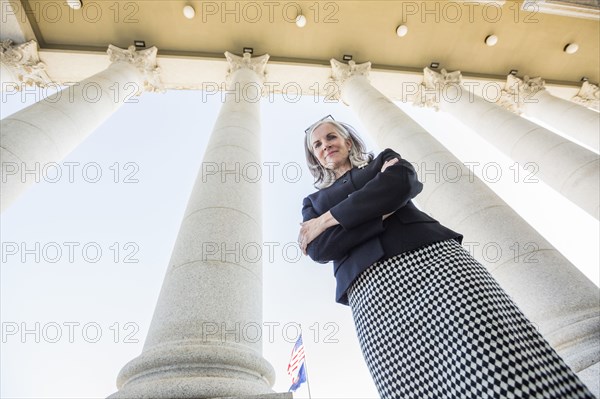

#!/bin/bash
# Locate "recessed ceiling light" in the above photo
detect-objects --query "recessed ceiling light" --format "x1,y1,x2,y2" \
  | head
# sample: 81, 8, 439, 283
243, 47, 254, 54
66, 0, 82, 10
134, 40, 146, 48
564, 43, 579, 54
430, 62, 440, 69
343, 55, 353, 61
396, 25, 408, 37
296, 14, 307, 28
509, 69, 518, 76
581, 77, 589, 82
183, 5, 195, 19
485, 35, 498, 46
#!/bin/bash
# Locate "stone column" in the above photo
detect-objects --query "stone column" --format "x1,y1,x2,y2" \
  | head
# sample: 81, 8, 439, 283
500, 75, 600, 152
330, 59, 600, 394
0, 45, 161, 212
0, 39, 51, 91
572, 81, 600, 112
110, 52, 279, 399
416, 68, 599, 220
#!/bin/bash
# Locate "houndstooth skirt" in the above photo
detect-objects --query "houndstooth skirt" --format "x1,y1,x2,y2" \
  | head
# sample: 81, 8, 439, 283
347, 238, 595, 399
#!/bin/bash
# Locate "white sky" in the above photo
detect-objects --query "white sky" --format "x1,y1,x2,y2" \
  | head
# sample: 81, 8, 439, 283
1, 84, 598, 398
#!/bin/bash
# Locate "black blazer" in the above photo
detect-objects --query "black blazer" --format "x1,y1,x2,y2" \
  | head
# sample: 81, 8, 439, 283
302, 148, 463, 305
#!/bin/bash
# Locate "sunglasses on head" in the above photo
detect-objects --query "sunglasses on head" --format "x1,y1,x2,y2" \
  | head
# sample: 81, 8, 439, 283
305, 115, 335, 135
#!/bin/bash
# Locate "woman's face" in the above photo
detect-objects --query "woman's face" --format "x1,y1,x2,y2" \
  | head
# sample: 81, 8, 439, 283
310, 122, 352, 171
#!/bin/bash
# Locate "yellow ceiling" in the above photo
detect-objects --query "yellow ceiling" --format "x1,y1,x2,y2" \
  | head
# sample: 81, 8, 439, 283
22, 0, 600, 83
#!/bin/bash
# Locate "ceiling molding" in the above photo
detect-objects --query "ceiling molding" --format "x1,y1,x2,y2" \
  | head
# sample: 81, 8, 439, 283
454, 1, 506, 5
522, 0, 600, 20
8, 1, 600, 83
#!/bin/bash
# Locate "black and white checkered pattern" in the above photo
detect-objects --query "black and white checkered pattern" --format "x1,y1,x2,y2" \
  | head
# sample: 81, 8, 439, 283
348, 239, 595, 399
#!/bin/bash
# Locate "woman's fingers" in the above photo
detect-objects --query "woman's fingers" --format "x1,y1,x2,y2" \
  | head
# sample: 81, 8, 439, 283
298, 219, 319, 255
299, 213, 330, 255
298, 222, 310, 255
381, 158, 399, 172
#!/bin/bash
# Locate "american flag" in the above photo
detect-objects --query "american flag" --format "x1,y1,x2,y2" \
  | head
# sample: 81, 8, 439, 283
287, 333, 307, 392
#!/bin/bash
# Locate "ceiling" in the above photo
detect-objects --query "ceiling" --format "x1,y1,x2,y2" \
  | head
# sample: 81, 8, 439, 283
18, 0, 600, 83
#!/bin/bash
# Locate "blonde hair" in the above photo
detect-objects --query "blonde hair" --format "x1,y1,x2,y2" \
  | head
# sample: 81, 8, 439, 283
304, 120, 373, 189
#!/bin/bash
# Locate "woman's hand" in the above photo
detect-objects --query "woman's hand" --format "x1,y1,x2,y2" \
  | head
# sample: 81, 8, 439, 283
299, 211, 338, 255
381, 158, 399, 220
381, 158, 399, 172
299, 158, 400, 256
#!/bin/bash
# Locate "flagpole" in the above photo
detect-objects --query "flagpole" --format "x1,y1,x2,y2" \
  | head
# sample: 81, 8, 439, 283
302, 348, 313, 399
298, 325, 312, 399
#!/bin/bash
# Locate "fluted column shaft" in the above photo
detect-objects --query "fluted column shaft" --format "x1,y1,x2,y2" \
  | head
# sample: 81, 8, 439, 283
0, 45, 160, 212
420, 68, 599, 219
331, 60, 599, 390
110, 52, 275, 399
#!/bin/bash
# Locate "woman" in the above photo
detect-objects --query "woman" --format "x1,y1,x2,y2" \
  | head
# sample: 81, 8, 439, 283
298, 116, 594, 399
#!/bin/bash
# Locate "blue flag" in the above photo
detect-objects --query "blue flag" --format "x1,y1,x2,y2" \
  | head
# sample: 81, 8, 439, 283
289, 362, 307, 392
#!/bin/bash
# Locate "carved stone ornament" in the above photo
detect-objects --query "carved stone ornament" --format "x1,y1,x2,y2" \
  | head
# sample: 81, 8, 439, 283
0, 39, 51, 88
413, 67, 462, 110
498, 74, 545, 114
327, 59, 372, 104
107, 45, 163, 93
330, 59, 372, 86
572, 81, 600, 111
224, 51, 270, 86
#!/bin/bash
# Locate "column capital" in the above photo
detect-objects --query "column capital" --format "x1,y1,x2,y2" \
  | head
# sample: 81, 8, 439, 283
107, 45, 162, 93
572, 81, 599, 111
0, 39, 51, 87
330, 59, 372, 86
423, 67, 462, 88
413, 67, 462, 110
329, 59, 371, 104
224, 51, 270, 85
499, 75, 545, 113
